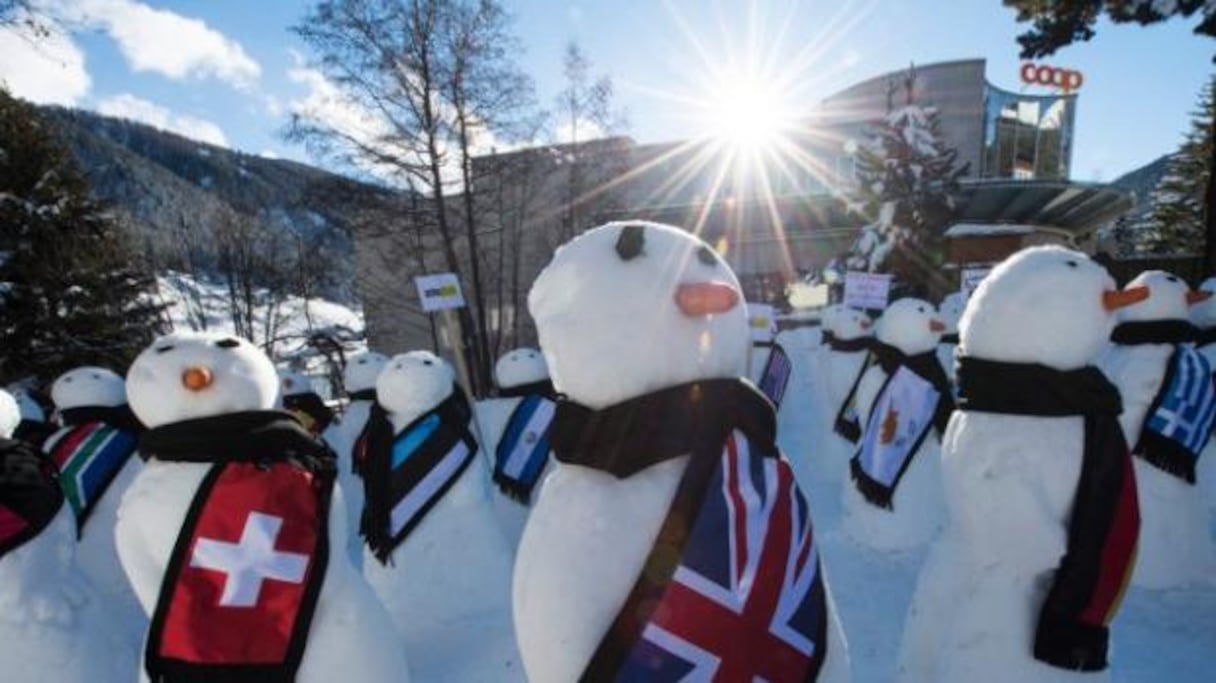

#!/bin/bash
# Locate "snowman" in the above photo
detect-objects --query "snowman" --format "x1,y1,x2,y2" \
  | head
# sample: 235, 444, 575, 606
896, 246, 1142, 683
360, 350, 522, 681
839, 298, 952, 551
807, 304, 872, 489
0, 388, 135, 683
936, 292, 964, 384
515, 221, 849, 682
474, 348, 558, 547
42, 366, 146, 641
322, 350, 389, 565
12, 386, 55, 446
116, 332, 409, 683
1096, 270, 1216, 589
1190, 276, 1216, 519
279, 370, 335, 439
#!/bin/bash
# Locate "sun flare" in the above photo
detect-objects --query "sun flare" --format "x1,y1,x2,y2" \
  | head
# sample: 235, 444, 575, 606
702, 70, 795, 154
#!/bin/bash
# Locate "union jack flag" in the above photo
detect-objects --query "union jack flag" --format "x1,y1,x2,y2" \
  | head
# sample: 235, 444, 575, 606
589, 432, 828, 682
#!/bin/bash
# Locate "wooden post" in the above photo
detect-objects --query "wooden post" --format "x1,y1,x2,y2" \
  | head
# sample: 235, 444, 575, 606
440, 308, 489, 448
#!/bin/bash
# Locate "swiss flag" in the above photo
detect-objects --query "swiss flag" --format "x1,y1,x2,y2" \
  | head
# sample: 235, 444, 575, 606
152, 461, 329, 669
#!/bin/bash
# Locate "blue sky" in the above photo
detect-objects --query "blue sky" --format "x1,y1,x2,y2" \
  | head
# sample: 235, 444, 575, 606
1, 0, 1212, 181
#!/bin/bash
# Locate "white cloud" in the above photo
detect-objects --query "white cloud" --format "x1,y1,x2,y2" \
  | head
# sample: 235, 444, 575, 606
45, 0, 260, 89
98, 93, 228, 147
0, 17, 90, 105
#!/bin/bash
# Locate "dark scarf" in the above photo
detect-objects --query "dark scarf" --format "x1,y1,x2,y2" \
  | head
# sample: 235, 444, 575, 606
1196, 326, 1216, 349
556, 380, 829, 682
347, 388, 377, 402
1110, 319, 1197, 345
499, 379, 557, 400
142, 411, 335, 683
359, 390, 477, 564
0, 438, 64, 561
957, 357, 1139, 672
60, 404, 145, 433
835, 341, 954, 443
550, 379, 776, 478
140, 411, 333, 468
822, 330, 871, 353
282, 393, 335, 436
939, 332, 959, 345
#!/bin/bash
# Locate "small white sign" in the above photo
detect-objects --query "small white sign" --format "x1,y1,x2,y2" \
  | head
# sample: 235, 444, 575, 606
747, 303, 776, 343
843, 271, 892, 310
414, 272, 466, 312
961, 266, 992, 301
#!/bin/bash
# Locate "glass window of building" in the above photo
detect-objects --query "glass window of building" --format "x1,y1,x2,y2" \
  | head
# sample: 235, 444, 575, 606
981, 84, 1075, 181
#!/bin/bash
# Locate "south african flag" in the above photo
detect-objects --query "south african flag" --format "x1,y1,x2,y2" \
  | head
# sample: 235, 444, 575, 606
44, 421, 138, 534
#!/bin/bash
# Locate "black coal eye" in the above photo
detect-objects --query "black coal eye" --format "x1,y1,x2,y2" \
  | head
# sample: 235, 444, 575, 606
1066, 260, 1078, 268
696, 245, 717, 266
155, 345, 175, 354
1167, 276, 1179, 283
615, 224, 645, 260
918, 306, 925, 313
216, 338, 240, 349
423, 359, 433, 366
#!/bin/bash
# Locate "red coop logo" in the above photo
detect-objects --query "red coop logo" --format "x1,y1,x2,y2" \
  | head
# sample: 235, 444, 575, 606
1020, 63, 1084, 93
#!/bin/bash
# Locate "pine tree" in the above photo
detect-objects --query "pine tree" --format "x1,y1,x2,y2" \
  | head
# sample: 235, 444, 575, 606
1140, 77, 1214, 256
845, 66, 969, 291
0, 88, 165, 383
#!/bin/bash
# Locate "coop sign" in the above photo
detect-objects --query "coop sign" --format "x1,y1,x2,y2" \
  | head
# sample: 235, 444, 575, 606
1020, 63, 1084, 93
414, 272, 466, 312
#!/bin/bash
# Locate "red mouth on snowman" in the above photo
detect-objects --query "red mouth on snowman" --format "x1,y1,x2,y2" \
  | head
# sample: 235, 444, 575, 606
929, 319, 946, 333
182, 366, 214, 392
675, 281, 740, 316
1188, 290, 1213, 305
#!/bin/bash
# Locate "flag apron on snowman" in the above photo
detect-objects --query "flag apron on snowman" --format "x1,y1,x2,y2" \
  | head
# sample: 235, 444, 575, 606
492, 389, 557, 503
139, 412, 336, 683
1133, 343, 1216, 483
549, 379, 831, 683
755, 341, 793, 408
42, 405, 142, 534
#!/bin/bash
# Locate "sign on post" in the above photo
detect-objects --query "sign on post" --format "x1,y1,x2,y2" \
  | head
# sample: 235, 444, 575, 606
747, 303, 776, 344
843, 271, 892, 310
414, 272, 466, 312
961, 266, 992, 301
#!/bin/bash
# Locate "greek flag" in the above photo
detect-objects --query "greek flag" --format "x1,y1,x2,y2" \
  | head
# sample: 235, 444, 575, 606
1139, 344, 1216, 482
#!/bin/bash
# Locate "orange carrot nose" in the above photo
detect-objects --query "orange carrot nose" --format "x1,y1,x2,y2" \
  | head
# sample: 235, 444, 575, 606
182, 366, 214, 392
1188, 290, 1213, 305
929, 319, 946, 333
675, 281, 740, 316
1103, 286, 1150, 312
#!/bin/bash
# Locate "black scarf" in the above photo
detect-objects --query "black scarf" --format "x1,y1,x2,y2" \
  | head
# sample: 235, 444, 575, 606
1196, 326, 1216, 349
60, 404, 145, 433
499, 379, 557, 400
957, 357, 1139, 672
0, 438, 64, 561
359, 390, 477, 564
822, 330, 871, 353
835, 341, 954, 443
140, 411, 334, 469
1110, 319, 1197, 345
347, 388, 377, 402
939, 332, 959, 345
550, 378, 776, 479
281, 393, 335, 436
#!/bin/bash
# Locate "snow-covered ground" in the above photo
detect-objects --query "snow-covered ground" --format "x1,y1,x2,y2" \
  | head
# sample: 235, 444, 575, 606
775, 330, 1216, 683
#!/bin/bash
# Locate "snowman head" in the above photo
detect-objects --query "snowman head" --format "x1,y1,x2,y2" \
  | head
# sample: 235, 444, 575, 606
50, 366, 126, 411
0, 389, 19, 438
876, 298, 944, 355
829, 305, 872, 341
343, 351, 389, 394
1191, 276, 1216, 328
376, 351, 455, 425
938, 292, 965, 335
529, 221, 748, 409
495, 348, 549, 390
126, 332, 279, 428
960, 246, 1139, 370
1117, 270, 1205, 323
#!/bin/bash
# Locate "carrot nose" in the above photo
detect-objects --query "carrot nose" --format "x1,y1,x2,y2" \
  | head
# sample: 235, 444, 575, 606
929, 319, 946, 333
675, 281, 740, 316
1187, 290, 1213, 305
182, 366, 213, 392
1103, 286, 1150, 311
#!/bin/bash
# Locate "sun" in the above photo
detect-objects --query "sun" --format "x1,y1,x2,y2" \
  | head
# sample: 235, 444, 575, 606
702, 70, 795, 154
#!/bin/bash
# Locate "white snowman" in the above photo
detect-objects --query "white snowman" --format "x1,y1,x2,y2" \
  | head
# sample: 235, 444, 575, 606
897, 246, 1142, 683
1097, 270, 1216, 589
807, 304, 872, 490
116, 332, 409, 683
362, 350, 522, 681
0, 388, 134, 683
1190, 276, 1216, 520
840, 298, 949, 551
936, 292, 964, 383
516, 221, 850, 682
474, 348, 556, 548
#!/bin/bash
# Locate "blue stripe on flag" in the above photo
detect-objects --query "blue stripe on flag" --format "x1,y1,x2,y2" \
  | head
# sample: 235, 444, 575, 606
78, 429, 136, 500
392, 414, 441, 469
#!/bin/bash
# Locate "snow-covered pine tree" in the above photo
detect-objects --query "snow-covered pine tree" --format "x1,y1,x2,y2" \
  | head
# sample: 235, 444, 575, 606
844, 66, 968, 290
1139, 76, 1213, 256
0, 88, 164, 383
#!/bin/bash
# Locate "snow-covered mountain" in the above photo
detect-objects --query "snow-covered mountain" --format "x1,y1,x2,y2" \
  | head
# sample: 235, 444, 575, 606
41, 106, 402, 303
